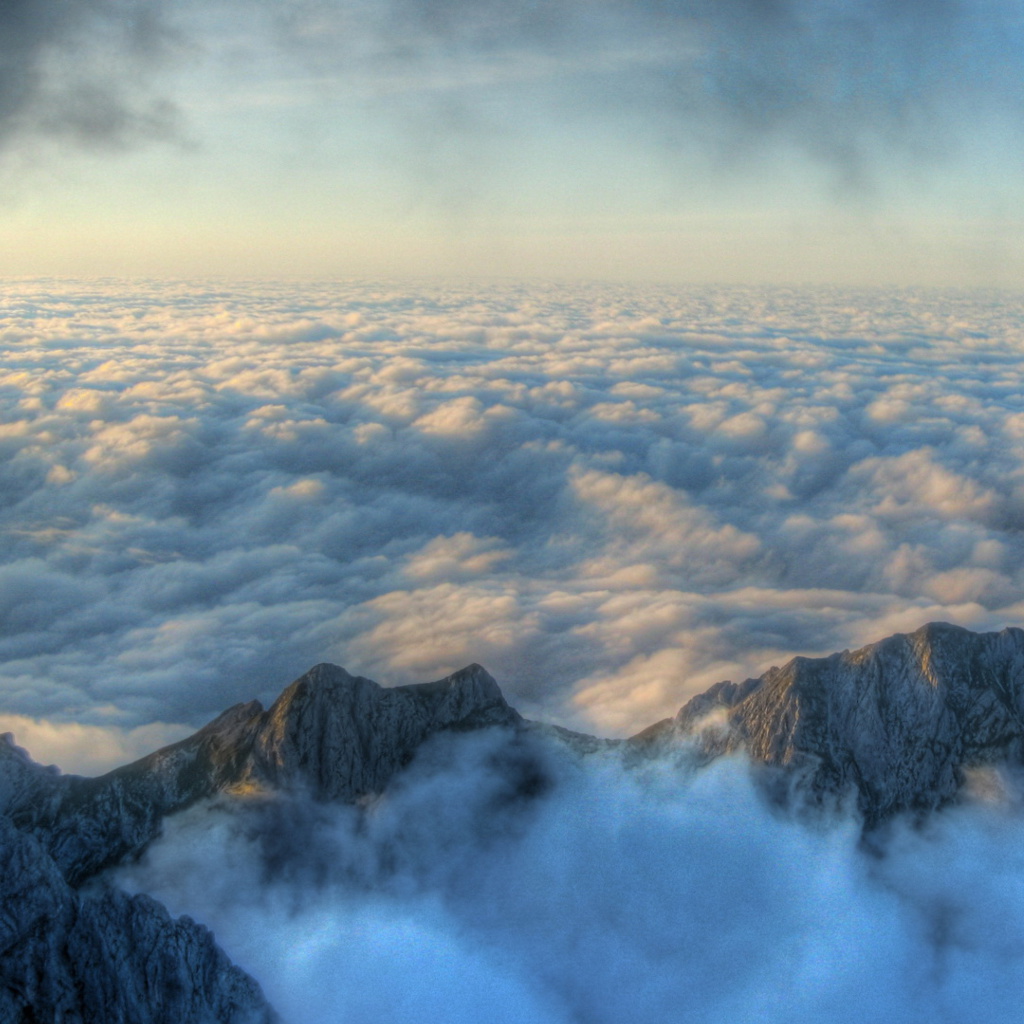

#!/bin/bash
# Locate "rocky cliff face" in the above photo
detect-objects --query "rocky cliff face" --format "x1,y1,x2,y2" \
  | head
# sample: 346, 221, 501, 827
0, 661, 519, 1024
0, 776, 276, 1024
4, 662, 519, 888
634, 622, 1024, 822
246, 662, 520, 800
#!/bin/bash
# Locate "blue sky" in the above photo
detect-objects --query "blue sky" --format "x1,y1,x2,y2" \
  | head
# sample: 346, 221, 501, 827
2, 0, 1023, 284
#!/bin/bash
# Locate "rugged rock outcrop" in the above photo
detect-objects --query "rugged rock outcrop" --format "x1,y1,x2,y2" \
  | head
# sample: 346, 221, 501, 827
5, 662, 519, 887
633, 622, 1024, 821
0, 661, 520, 1024
0, 814, 275, 1024
245, 662, 520, 800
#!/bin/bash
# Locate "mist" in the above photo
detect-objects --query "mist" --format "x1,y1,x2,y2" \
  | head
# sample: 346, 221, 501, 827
116, 728, 1024, 1024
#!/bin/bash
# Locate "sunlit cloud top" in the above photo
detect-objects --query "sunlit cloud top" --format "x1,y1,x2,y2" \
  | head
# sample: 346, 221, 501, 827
3, 279, 1024, 772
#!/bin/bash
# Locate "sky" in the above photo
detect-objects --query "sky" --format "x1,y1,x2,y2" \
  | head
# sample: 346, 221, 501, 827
1, 0, 1024, 284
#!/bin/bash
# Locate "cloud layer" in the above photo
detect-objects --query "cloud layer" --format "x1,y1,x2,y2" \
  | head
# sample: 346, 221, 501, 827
2, 279, 1024, 767
116, 730, 1024, 1024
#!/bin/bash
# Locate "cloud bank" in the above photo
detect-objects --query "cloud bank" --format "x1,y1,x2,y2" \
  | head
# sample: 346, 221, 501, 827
2, 279, 1024, 769
116, 729, 1024, 1024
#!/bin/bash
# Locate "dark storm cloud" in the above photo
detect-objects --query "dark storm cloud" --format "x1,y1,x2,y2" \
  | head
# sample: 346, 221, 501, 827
0, 0, 180, 150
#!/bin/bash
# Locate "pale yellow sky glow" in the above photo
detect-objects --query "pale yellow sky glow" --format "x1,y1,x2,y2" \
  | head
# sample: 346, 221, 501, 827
4, 191, 1020, 286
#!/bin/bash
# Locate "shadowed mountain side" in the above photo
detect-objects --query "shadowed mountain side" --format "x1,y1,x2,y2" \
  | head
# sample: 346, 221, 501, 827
8, 622, 1024, 896
248, 662, 520, 800
2, 663, 520, 888
632, 623, 1024, 823
0, 815, 276, 1024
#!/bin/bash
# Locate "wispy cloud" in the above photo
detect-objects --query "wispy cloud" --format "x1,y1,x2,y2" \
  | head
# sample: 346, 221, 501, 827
117, 729, 1024, 1023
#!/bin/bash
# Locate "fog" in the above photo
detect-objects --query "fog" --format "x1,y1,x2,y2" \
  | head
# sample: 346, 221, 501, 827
116, 728, 1024, 1023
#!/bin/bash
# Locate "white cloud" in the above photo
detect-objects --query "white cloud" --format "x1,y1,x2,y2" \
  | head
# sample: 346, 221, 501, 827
404, 533, 512, 582
341, 582, 541, 681
0, 715, 190, 775
3, 280, 1024, 761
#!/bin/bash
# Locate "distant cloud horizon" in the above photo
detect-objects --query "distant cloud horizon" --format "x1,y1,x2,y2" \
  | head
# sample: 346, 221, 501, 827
2, 278, 1023, 772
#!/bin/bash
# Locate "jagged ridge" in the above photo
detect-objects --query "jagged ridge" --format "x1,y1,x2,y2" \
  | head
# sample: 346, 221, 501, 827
0, 813, 276, 1024
3, 662, 520, 886
0, 661, 519, 1024
8, 623, 1024, 1023
634, 622, 1024, 821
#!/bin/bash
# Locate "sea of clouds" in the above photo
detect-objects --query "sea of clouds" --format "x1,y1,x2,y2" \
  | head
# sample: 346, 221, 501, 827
115, 728, 1024, 1024
2, 279, 1024, 771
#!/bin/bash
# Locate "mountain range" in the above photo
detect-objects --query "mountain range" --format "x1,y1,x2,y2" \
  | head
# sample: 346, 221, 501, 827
4, 621, 1024, 1022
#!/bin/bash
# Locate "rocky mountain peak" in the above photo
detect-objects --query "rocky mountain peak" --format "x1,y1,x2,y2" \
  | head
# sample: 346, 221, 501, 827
0, 660, 526, 1023
247, 662, 520, 800
643, 622, 1024, 822
0, 663, 520, 891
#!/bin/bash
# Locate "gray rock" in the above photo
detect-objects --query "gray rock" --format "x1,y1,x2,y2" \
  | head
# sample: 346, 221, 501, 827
0, 814, 275, 1024
11, 625, 1024, 1023
6, 662, 520, 888
246, 662, 522, 800
634, 622, 1024, 821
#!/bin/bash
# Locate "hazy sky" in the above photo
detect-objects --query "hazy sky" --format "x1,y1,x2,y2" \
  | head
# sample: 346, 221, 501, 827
2, 0, 1023, 284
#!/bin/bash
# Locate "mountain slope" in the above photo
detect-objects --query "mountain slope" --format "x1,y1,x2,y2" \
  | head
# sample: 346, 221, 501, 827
634, 622, 1024, 821
4, 662, 519, 887
0, 813, 276, 1024
0, 661, 519, 1024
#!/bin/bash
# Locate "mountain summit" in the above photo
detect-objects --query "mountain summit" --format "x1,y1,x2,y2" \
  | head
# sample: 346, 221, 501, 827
0, 662, 519, 1024
248, 662, 519, 800
3, 662, 520, 886
635, 622, 1024, 822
